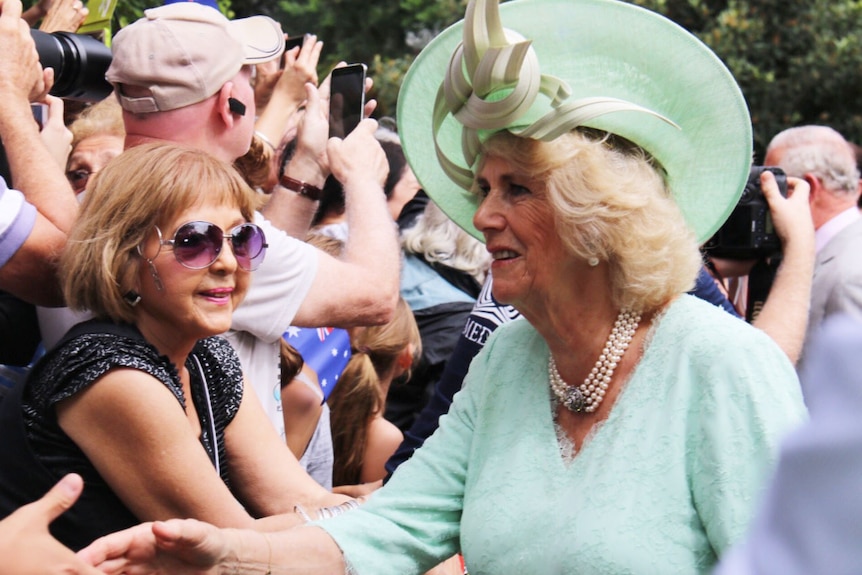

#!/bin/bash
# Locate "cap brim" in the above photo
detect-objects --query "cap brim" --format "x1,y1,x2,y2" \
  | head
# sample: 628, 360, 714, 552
397, 0, 752, 244
230, 15, 284, 64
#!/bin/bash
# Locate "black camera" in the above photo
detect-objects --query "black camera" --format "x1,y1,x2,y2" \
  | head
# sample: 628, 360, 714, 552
30, 29, 112, 102
703, 166, 788, 260
1, 31, 112, 185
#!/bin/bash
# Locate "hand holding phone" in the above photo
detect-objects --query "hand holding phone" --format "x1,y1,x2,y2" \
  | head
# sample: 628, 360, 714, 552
281, 35, 306, 69
328, 63, 367, 139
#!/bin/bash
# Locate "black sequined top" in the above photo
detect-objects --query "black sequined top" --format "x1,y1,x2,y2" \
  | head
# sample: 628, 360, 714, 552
0, 319, 243, 550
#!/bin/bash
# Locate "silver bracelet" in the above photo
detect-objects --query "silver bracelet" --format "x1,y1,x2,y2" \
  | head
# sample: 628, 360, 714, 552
316, 499, 361, 520
294, 504, 313, 522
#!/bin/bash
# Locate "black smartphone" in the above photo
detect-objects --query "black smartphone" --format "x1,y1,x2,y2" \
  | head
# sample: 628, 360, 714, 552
285, 35, 305, 52
328, 63, 367, 139
281, 35, 306, 69
31, 103, 48, 129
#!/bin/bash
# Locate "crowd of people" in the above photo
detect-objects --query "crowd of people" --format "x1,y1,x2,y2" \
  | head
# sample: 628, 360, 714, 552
1, 0, 861, 572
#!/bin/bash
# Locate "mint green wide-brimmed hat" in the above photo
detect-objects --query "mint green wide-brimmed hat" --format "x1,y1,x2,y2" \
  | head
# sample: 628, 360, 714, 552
396, 0, 752, 244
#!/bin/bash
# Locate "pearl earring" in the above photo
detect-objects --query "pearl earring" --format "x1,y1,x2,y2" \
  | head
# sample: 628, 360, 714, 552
588, 256, 599, 267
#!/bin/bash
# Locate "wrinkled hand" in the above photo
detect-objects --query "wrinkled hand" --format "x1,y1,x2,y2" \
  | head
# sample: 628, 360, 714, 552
38, 0, 87, 33
761, 171, 814, 250
328, 118, 388, 189
0, 474, 102, 575
0, 0, 48, 103
77, 519, 231, 575
38, 95, 73, 168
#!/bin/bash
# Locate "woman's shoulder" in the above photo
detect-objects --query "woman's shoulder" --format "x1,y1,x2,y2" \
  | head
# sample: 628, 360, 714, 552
660, 294, 773, 348
27, 321, 176, 408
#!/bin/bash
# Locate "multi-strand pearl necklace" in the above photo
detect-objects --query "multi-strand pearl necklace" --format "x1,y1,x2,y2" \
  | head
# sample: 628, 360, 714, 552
548, 308, 641, 413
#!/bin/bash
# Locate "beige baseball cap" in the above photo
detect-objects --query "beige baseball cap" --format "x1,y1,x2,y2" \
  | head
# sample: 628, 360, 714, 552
107, 3, 284, 113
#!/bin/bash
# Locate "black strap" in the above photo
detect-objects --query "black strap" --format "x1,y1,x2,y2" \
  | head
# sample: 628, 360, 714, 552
746, 256, 781, 323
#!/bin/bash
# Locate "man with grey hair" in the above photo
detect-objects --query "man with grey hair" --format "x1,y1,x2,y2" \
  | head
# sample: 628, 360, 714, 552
765, 125, 862, 371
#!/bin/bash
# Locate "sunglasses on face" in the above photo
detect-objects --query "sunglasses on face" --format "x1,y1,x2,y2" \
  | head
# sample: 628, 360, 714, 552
154, 221, 268, 272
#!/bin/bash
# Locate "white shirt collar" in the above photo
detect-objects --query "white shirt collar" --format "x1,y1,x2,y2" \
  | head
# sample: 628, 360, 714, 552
816, 206, 861, 253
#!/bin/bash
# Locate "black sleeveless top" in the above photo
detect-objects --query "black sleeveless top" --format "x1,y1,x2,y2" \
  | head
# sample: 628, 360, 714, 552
0, 319, 243, 550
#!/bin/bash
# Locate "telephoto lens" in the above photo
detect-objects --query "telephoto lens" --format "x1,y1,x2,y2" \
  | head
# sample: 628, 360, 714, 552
30, 29, 113, 102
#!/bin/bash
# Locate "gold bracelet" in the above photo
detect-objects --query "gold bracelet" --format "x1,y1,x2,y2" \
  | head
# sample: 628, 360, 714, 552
263, 533, 273, 575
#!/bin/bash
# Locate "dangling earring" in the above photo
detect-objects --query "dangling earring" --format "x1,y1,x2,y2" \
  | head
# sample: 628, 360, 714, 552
123, 291, 142, 307
147, 259, 164, 291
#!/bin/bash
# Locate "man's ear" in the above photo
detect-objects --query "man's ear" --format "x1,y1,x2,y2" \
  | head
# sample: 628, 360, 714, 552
804, 172, 822, 205
216, 82, 237, 126
396, 344, 415, 372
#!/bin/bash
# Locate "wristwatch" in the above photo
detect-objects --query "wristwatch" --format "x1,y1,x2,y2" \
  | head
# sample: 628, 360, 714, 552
279, 174, 323, 201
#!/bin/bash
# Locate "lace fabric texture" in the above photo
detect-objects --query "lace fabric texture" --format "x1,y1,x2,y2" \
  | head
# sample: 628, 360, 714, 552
23, 324, 243, 485
319, 295, 806, 575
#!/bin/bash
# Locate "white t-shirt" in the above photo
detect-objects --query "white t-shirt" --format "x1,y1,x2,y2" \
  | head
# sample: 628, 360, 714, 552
224, 212, 318, 438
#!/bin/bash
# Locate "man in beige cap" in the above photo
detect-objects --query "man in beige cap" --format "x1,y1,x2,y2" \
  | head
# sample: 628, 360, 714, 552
103, 3, 400, 444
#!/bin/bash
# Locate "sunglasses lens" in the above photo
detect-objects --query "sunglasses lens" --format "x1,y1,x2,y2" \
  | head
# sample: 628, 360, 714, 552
230, 224, 267, 271
173, 222, 222, 269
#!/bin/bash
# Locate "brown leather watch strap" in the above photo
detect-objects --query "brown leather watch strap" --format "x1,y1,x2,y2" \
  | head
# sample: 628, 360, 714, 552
279, 174, 323, 201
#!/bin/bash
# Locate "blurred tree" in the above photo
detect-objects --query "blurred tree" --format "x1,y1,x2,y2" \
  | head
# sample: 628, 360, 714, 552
633, 0, 862, 158
231, 0, 466, 120
27, 0, 862, 154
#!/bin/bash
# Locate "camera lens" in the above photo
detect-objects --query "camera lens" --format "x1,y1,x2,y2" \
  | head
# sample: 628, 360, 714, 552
30, 30, 113, 102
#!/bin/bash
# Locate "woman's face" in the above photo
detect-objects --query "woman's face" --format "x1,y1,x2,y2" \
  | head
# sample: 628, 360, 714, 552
135, 200, 251, 349
473, 155, 574, 310
66, 134, 125, 194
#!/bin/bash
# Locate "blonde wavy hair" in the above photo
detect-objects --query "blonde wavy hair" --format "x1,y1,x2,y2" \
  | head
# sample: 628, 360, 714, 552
61, 143, 259, 324
479, 129, 702, 313
69, 96, 125, 148
401, 200, 490, 286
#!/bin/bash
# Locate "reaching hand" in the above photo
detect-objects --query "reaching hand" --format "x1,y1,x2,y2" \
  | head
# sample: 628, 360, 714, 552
38, 0, 87, 33
77, 519, 232, 575
0, 473, 102, 575
282, 34, 323, 95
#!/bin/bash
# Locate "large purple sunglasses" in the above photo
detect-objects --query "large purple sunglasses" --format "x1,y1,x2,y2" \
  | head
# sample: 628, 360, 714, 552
154, 221, 268, 272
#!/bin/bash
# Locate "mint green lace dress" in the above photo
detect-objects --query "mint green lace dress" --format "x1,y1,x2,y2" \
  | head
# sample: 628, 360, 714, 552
319, 295, 807, 575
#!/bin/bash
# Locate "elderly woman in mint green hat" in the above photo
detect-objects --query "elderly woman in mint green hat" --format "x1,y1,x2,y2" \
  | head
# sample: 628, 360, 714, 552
78, 0, 806, 573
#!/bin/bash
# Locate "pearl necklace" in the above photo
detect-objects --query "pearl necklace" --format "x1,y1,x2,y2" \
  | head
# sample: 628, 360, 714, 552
548, 309, 641, 413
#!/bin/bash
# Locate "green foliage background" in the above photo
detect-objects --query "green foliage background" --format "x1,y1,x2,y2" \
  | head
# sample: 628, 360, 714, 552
48, 0, 862, 159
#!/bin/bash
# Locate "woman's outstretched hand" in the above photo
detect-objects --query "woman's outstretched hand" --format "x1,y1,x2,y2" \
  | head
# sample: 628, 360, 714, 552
77, 519, 231, 575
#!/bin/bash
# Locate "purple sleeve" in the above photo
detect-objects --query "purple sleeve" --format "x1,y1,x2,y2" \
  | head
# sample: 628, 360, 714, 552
0, 179, 37, 269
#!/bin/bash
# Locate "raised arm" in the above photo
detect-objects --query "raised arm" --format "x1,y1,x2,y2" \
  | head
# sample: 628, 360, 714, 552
751, 172, 815, 364
0, 0, 78, 305
291, 117, 400, 328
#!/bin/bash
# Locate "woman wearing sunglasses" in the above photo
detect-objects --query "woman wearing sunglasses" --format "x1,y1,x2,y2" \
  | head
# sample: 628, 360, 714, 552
0, 143, 348, 551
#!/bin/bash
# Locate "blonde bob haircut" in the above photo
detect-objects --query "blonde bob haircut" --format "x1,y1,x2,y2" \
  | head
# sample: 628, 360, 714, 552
61, 142, 259, 324
479, 129, 702, 313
